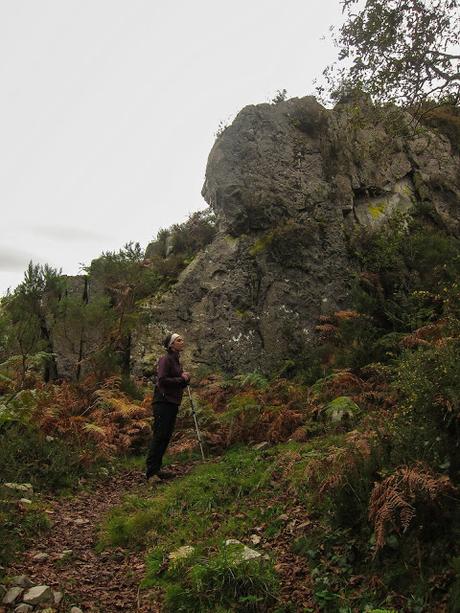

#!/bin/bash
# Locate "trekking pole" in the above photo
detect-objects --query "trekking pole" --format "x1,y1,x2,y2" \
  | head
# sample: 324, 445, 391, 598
187, 386, 205, 461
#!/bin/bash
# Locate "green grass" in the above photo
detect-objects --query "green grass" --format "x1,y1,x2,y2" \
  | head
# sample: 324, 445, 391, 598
147, 541, 279, 612
99, 446, 275, 550
98, 439, 361, 610
99, 439, 352, 553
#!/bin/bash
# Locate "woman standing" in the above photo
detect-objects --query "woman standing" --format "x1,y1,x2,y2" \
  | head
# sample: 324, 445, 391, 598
145, 333, 190, 480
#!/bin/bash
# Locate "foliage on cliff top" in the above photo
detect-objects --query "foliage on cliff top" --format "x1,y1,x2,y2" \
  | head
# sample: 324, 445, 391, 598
321, 0, 460, 109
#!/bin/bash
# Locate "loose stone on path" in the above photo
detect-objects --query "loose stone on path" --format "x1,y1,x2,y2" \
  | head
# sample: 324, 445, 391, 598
2, 587, 23, 606
31, 553, 49, 563
22, 585, 53, 606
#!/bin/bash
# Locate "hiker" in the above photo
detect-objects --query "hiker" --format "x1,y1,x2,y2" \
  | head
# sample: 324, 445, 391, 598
145, 332, 190, 480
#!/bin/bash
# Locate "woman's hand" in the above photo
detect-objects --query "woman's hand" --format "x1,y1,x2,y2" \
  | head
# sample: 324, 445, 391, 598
181, 372, 191, 382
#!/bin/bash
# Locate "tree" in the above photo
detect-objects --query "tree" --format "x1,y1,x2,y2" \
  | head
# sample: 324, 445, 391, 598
321, 0, 460, 108
1, 262, 62, 385
85, 242, 164, 375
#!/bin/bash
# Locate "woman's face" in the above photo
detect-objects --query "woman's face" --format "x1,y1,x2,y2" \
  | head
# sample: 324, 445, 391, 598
171, 336, 185, 351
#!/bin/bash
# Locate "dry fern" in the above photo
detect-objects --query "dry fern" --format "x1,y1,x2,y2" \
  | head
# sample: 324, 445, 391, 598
306, 429, 377, 495
369, 463, 456, 552
82, 422, 107, 440
335, 310, 362, 321
314, 323, 338, 339
400, 319, 449, 349
30, 376, 151, 457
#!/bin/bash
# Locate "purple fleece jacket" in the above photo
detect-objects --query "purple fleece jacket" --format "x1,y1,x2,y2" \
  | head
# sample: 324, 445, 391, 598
154, 349, 187, 405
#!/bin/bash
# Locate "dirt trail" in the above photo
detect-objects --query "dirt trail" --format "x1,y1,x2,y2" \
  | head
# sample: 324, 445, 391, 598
6, 461, 316, 612
7, 468, 180, 612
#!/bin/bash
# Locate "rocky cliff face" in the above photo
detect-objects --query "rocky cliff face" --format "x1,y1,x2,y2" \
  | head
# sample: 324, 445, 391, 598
133, 96, 460, 375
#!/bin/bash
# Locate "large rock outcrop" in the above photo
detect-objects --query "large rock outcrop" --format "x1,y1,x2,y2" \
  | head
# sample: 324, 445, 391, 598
133, 96, 460, 374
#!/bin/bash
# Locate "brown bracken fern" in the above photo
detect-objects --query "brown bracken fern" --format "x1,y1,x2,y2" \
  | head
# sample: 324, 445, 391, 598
368, 463, 456, 552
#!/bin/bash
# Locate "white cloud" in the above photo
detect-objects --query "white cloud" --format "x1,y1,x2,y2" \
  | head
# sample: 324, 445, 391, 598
0, 246, 35, 272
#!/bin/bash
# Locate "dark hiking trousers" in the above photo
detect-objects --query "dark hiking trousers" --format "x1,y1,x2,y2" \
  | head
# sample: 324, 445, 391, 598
146, 401, 179, 478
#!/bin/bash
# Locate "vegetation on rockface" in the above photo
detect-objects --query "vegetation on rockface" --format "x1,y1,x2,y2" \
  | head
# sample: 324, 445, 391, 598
249, 220, 319, 268
145, 209, 216, 279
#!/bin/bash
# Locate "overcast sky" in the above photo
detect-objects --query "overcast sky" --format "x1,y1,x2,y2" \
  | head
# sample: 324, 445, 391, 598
0, 0, 344, 295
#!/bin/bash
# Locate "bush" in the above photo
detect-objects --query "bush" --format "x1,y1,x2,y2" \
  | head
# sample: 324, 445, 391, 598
393, 333, 460, 471
350, 216, 460, 334
146, 210, 216, 263
0, 421, 90, 569
0, 422, 91, 491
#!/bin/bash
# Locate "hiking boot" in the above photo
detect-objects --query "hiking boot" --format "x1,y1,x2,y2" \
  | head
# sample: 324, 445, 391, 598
155, 469, 176, 480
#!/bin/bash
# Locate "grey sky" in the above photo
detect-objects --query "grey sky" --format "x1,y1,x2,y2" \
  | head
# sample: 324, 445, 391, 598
0, 0, 344, 295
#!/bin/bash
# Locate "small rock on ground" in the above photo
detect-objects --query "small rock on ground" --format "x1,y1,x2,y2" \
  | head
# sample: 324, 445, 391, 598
22, 585, 53, 606
2, 587, 23, 605
14, 604, 33, 613
11, 576, 33, 588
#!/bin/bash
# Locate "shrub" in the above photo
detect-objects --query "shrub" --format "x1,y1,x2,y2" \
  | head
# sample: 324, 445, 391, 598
146, 210, 216, 263
350, 216, 460, 334
394, 331, 460, 470
0, 422, 91, 491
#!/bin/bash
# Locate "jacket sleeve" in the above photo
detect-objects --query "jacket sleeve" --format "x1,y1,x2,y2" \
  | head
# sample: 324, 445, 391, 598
157, 356, 184, 387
